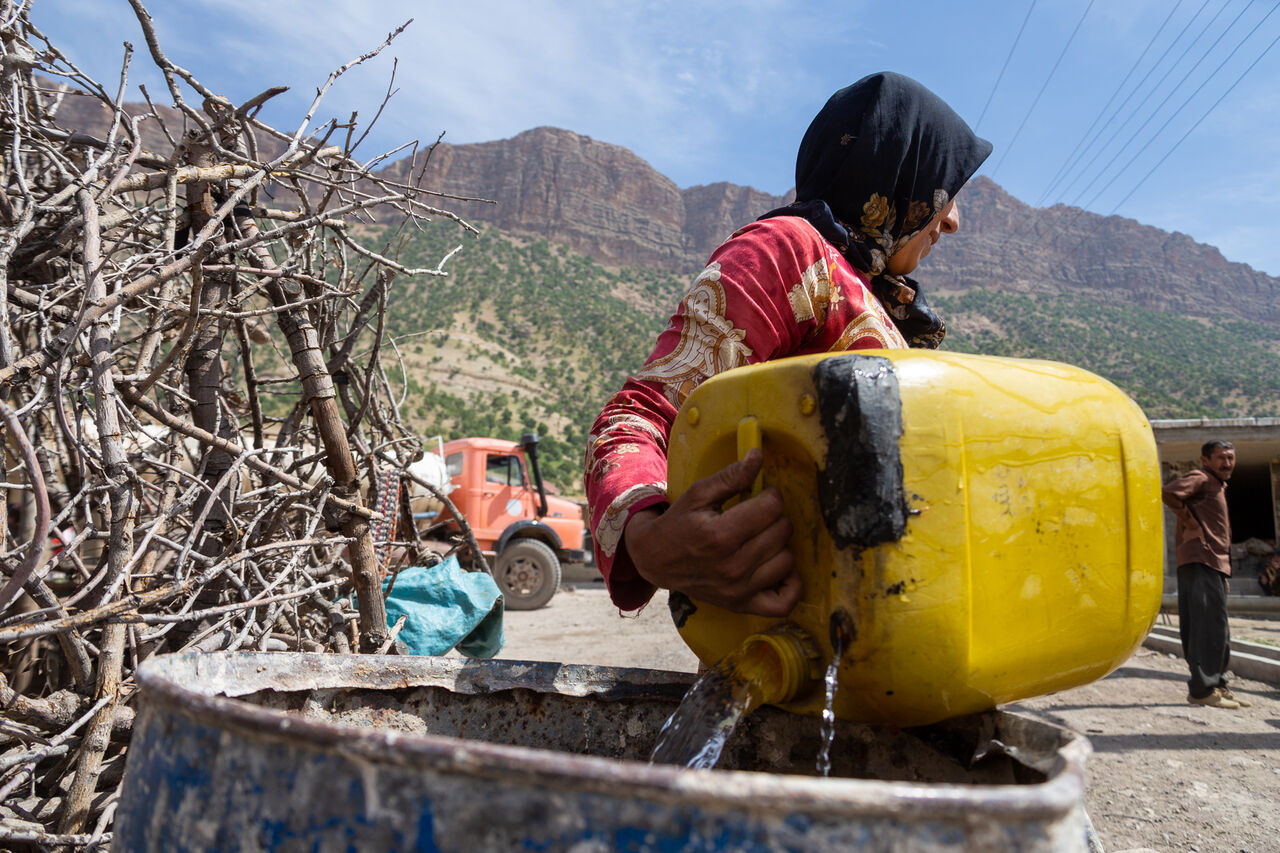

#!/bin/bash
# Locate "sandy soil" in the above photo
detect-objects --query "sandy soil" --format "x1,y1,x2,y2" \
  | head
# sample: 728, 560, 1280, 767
499, 581, 1280, 853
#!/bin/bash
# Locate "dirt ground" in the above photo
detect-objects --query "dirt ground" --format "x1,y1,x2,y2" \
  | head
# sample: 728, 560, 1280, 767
498, 580, 1279, 853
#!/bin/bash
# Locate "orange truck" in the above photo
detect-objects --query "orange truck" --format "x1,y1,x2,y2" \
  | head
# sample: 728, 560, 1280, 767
426, 433, 593, 610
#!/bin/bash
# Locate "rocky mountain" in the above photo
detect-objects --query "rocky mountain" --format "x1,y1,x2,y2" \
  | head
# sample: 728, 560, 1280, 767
401, 127, 1279, 326
931, 177, 1280, 325
383, 127, 792, 273
52, 83, 1278, 327
40, 96, 1280, 487
48, 83, 204, 165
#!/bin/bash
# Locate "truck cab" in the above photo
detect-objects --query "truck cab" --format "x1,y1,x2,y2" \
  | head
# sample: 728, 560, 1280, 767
435, 433, 591, 609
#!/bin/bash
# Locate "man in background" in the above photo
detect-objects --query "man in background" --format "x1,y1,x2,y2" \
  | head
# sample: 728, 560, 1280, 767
1161, 439, 1251, 709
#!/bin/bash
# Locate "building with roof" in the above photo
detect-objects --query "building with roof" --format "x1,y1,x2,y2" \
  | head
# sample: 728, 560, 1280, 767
1151, 417, 1280, 597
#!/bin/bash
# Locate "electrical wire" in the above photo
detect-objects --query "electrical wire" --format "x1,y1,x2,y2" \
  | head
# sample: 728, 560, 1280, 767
989, 0, 1171, 259
1049, 5, 1280, 262
975, 0, 1038, 132
1107, 14, 1280, 214
987, 0, 1099, 180
1048, 0, 1212, 204
1078, 0, 1264, 212
1031, 0, 1188, 208
1059, 0, 1233, 207
992, 0, 1258, 263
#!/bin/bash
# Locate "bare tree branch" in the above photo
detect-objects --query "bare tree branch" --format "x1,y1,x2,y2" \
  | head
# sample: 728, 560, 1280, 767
0, 3, 492, 841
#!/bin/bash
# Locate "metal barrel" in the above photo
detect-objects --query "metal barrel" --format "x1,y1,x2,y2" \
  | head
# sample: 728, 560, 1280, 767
113, 652, 1093, 852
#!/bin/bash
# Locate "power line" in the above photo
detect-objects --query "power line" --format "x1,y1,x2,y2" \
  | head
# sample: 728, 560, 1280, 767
975, 0, 1038, 132
987, 0, 1098, 180
1108, 11, 1280, 214
988, 0, 1280, 272
1031, 0, 1188, 208
989, 0, 1139, 259
1059, 0, 1231, 208
992, 0, 1223, 262
1050, 4, 1280, 264
1080, 0, 1271, 212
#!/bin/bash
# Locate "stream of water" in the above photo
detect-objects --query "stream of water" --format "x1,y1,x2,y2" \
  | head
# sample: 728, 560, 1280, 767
652, 623, 848, 773
815, 633, 844, 777
649, 665, 755, 769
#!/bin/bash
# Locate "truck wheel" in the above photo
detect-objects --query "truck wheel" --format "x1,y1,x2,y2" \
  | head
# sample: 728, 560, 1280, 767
495, 539, 561, 610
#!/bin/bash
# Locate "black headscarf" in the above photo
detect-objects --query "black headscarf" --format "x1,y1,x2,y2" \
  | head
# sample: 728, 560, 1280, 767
760, 72, 992, 348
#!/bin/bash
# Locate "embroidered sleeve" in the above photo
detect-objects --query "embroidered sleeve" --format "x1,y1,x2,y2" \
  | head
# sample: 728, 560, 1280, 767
584, 218, 841, 610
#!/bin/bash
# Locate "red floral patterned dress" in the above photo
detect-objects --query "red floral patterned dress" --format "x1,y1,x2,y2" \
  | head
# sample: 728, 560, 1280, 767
583, 215, 907, 610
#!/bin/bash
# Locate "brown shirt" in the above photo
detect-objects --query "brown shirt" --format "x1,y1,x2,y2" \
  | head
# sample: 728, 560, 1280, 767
1161, 467, 1232, 575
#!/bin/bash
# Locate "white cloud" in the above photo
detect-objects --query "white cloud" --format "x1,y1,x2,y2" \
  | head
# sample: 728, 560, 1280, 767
32, 0, 867, 189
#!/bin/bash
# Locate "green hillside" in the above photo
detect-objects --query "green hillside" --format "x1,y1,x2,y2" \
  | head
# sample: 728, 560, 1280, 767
375, 224, 1280, 494
934, 289, 1280, 419
383, 222, 687, 493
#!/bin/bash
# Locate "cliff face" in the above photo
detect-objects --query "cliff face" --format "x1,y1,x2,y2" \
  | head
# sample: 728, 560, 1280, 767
381, 128, 686, 270
50, 86, 1279, 324
681, 181, 795, 264
929, 177, 1280, 322
386, 127, 791, 272
49, 86, 182, 162
400, 132, 1278, 324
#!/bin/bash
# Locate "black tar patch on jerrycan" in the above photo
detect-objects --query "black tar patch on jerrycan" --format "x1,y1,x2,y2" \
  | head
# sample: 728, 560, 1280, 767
813, 354, 908, 551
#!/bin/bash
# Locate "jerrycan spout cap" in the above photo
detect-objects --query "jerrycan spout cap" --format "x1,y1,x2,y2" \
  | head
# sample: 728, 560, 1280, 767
734, 624, 823, 707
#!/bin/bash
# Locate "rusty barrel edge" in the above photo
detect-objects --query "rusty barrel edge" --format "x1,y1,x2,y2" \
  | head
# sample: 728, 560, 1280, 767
113, 652, 1091, 853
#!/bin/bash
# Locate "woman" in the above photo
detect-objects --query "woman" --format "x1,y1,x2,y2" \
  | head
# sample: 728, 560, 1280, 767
584, 72, 991, 615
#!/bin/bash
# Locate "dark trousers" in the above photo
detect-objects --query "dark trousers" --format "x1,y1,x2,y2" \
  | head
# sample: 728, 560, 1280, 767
1177, 562, 1231, 698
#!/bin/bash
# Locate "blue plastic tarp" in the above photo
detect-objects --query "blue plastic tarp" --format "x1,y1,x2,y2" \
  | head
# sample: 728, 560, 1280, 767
382, 557, 504, 658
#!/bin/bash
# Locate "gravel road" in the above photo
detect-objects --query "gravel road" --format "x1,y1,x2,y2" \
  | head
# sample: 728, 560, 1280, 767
498, 581, 1279, 853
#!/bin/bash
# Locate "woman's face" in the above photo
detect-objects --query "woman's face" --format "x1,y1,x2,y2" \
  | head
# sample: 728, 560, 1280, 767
886, 198, 960, 276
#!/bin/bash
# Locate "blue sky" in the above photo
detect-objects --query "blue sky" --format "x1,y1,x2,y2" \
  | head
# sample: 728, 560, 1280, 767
35, 0, 1280, 277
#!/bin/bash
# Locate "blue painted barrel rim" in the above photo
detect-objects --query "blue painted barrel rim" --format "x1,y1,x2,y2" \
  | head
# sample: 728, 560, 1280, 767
134, 652, 1089, 823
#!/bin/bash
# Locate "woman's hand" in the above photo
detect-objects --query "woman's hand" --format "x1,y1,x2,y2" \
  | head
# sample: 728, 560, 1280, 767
622, 449, 802, 617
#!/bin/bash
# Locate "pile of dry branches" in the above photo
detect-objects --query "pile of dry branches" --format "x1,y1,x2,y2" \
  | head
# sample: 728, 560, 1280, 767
0, 1, 483, 846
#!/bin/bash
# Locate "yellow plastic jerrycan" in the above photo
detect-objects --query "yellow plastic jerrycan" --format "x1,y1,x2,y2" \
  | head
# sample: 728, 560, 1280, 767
666, 349, 1163, 727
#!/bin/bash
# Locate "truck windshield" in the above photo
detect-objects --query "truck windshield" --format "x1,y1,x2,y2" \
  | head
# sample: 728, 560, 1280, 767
485, 454, 524, 486
445, 452, 464, 478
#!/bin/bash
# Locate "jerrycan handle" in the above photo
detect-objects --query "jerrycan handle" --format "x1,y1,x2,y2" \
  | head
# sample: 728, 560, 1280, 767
736, 416, 763, 496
